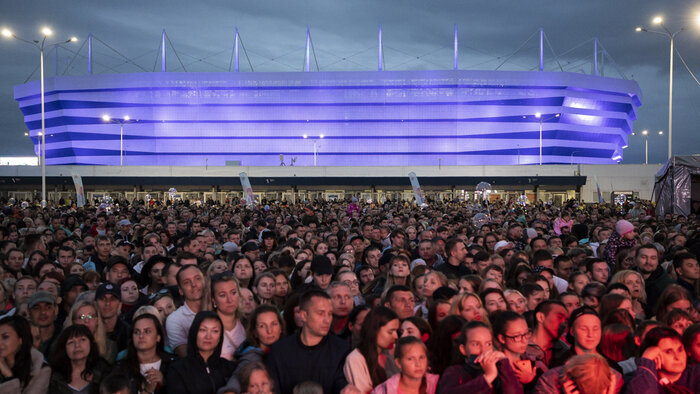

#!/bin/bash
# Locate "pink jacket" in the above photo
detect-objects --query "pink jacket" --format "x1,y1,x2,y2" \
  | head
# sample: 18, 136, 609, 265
553, 218, 573, 236
372, 373, 439, 394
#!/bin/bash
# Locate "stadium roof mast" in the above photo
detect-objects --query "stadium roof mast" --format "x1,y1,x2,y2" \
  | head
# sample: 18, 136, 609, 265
378, 25, 383, 71
454, 24, 458, 70
234, 27, 239, 72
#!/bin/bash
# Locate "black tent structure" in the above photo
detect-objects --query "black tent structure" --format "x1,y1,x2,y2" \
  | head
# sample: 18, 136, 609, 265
653, 155, 700, 216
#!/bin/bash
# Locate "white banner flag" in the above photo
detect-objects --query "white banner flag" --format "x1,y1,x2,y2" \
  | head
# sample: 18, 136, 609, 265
239, 172, 255, 208
408, 172, 425, 206
71, 173, 85, 207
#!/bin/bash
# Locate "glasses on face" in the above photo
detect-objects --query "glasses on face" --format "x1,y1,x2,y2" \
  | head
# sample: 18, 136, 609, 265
78, 314, 95, 321
148, 288, 171, 302
343, 280, 360, 287
504, 331, 532, 342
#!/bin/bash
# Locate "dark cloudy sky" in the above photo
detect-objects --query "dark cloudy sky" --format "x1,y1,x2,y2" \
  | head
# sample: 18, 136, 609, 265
1, 0, 699, 164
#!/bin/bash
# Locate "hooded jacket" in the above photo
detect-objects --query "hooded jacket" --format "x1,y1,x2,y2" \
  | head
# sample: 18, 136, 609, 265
166, 312, 235, 394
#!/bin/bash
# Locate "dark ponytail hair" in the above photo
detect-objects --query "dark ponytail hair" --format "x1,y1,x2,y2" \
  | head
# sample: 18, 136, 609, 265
358, 306, 399, 386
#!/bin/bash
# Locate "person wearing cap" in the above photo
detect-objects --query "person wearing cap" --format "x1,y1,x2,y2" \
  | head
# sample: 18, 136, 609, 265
105, 256, 131, 284
58, 274, 87, 327
114, 239, 135, 261
95, 282, 130, 351
241, 241, 261, 263
28, 291, 60, 356
537, 306, 623, 392
310, 255, 334, 291
604, 219, 637, 270
115, 219, 132, 242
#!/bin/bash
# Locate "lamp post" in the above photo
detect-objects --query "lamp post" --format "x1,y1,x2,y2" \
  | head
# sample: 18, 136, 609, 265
534, 113, 560, 165
632, 129, 663, 164
302, 134, 324, 166
102, 115, 138, 166
635, 15, 699, 160
2, 27, 77, 207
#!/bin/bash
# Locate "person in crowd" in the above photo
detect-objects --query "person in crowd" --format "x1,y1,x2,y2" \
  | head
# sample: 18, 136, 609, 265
95, 283, 130, 352
372, 336, 439, 394
534, 353, 616, 394
492, 311, 547, 389
221, 305, 284, 393
266, 289, 351, 394
166, 265, 204, 357
627, 326, 700, 393
67, 299, 117, 364
166, 311, 235, 394
328, 282, 354, 336
673, 252, 699, 300
682, 324, 700, 365
343, 306, 400, 392
204, 271, 245, 361
231, 256, 254, 290
234, 362, 275, 394
49, 324, 111, 393
526, 300, 570, 368
437, 321, 522, 393
27, 291, 60, 357
636, 243, 675, 316
0, 315, 51, 394
117, 313, 176, 394
400, 316, 432, 343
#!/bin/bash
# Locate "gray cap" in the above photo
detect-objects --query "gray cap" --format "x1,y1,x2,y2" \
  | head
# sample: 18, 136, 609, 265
28, 291, 57, 310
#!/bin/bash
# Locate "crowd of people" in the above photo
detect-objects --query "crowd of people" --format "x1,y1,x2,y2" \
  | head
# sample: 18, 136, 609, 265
0, 195, 698, 394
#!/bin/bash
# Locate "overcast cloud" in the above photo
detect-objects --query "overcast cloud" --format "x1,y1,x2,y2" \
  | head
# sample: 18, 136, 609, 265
1, 0, 698, 164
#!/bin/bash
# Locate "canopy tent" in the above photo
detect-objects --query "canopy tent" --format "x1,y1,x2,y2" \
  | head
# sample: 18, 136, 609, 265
653, 155, 700, 216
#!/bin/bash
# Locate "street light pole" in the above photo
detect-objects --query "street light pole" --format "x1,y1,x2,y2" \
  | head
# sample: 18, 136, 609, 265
102, 115, 137, 165
636, 16, 690, 161
1, 27, 77, 207
303, 134, 324, 166
534, 113, 560, 165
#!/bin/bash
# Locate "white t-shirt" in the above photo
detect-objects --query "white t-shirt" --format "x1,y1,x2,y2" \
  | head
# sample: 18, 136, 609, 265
165, 302, 196, 350
140, 360, 162, 376
220, 320, 246, 361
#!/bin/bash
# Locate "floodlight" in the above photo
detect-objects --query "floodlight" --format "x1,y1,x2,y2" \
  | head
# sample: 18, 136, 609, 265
41, 27, 52, 36
1, 28, 11, 38
102, 115, 111, 122
652, 16, 663, 25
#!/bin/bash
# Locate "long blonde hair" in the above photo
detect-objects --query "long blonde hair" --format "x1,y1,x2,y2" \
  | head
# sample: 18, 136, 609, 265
610, 270, 647, 303
449, 293, 490, 326
65, 299, 110, 359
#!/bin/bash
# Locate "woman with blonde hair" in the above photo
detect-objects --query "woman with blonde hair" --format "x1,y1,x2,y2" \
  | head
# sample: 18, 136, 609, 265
66, 299, 117, 364
610, 270, 647, 319
202, 271, 245, 361
449, 293, 488, 325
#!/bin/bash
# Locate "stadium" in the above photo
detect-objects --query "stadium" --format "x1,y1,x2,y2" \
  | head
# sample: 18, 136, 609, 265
3, 28, 651, 205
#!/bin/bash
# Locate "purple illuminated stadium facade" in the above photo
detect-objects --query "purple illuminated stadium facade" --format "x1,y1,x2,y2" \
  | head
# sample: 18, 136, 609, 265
13, 70, 641, 166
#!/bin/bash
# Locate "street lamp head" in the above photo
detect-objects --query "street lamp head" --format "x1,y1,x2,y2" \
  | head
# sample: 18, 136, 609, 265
102, 114, 111, 122
24, 132, 28, 136
41, 27, 53, 36
70, 36, 78, 42
642, 130, 648, 136
554, 113, 560, 118
123, 115, 130, 121
534, 112, 542, 118
319, 134, 324, 139
1, 28, 11, 38
635, 27, 643, 32
652, 16, 663, 25
631, 132, 636, 136
302, 134, 308, 139
658, 130, 663, 135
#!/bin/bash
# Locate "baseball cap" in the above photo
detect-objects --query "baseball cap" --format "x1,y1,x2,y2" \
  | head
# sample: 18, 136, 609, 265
106, 256, 130, 271
241, 241, 260, 253
95, 282, 121, 301
28, 291, 57, 310
222, 242, 238, 253
61, 274, 86, 297
118, 219, 132, 226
